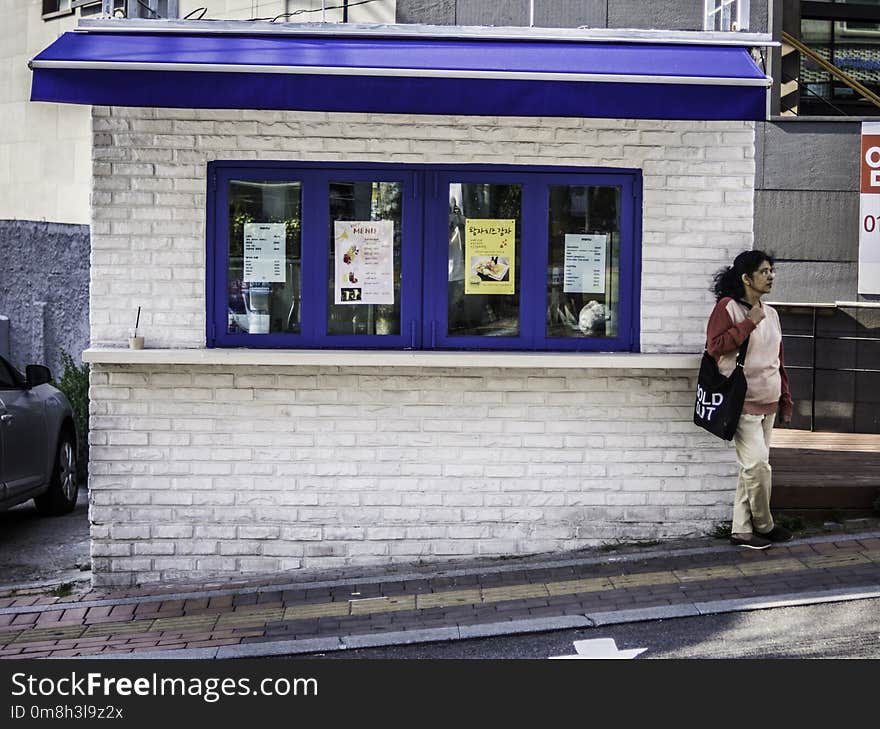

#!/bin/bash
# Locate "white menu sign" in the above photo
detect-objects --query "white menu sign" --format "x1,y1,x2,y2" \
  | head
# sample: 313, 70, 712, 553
334, 220, 394, 305
563, 234, 607, 294
243, 223, 286, 282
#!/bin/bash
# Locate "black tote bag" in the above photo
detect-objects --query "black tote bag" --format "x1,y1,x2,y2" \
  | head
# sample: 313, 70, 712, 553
693, 336, 750, 441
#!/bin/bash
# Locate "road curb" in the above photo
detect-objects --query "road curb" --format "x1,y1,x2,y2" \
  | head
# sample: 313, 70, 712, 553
458, 615, 592, 639
342, 627, 460, 650
693, 586, 880, 615
0, 572, 91, 598
586, 604, 701, 625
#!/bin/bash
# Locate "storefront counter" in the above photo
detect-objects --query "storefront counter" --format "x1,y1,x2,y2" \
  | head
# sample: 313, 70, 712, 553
83, 347, 701, 370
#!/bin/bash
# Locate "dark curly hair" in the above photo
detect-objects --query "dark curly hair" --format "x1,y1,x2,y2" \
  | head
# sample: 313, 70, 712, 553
711, 250, 775, 302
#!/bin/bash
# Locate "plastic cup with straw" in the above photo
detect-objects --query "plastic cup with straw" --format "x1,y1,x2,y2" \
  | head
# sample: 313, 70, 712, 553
128, 306, 144, 349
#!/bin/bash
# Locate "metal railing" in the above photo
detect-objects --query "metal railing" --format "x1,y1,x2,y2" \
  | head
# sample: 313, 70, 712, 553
781, 30, 880, 112
771, 301, 880, 432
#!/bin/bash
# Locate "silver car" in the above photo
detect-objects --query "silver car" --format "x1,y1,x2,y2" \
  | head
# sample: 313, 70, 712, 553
0, 355, 79, 515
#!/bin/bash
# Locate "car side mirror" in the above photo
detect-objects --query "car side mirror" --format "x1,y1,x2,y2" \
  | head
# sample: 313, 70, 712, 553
25, 364, 52, 389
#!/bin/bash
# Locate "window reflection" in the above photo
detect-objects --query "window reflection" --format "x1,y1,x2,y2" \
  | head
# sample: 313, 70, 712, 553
547, 185, 620, 339
328, 181, 403, 336
227, 181, 302, 335
448, 183, 521, 337
799, 18, 880, 114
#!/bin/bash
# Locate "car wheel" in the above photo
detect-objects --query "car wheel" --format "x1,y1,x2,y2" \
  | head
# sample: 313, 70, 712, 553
34, 431, 79, 516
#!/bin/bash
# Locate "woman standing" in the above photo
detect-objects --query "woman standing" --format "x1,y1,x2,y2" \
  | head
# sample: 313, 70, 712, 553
707, 250, 794, 550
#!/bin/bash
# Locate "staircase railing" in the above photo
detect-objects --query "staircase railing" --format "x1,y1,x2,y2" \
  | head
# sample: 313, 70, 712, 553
781, 30, 880, 112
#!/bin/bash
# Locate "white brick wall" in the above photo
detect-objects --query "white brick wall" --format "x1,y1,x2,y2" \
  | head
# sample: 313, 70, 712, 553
90, 109, 755, 352
87, 109, 754, 586
88, 364, 736, 587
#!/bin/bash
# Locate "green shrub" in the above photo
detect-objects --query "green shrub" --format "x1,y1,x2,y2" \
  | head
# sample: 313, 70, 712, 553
49, 582, 74, 598
709, 521, 732, 539
775, 513, 805, 532
54, 351, 89, 481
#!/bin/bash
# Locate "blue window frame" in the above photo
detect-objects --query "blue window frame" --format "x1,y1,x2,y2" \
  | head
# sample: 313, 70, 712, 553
207, 161, 641, 352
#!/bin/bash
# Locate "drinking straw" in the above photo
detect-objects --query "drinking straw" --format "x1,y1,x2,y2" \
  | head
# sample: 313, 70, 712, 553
135, 306, 141, 335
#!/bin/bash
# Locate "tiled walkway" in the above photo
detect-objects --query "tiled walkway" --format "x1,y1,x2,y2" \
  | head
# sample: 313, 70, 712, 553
1, 529, 879, 659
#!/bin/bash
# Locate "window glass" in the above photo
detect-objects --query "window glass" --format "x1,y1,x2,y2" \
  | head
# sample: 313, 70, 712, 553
546, 185, 621, 339
327, 181, 403, 336
447, 183, 521, 337
0, 359, 21, 390
210, 163, 637, 352
41, 0, 73, 17
227, 181, 302, 335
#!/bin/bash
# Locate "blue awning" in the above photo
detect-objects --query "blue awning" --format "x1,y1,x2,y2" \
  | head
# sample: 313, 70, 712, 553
29, 26, 771, 120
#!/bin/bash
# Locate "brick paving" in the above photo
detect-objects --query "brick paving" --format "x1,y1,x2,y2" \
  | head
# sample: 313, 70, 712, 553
0, 528, 879, 659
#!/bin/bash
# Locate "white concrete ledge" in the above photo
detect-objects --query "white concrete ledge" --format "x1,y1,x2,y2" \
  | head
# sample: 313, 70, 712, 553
82, 347, 701, 370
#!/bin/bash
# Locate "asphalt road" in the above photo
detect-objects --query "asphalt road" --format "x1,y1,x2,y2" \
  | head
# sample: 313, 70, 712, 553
305, 597, 880, 659
0, 487, 90, 589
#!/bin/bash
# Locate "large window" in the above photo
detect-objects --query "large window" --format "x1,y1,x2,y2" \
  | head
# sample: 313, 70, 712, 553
42, 1, 128, 21
226, 180, 302, 336
798, 5, 880, 116
327, 180, 404, 337
208, 162, 641, 352
41, 0, 73, 19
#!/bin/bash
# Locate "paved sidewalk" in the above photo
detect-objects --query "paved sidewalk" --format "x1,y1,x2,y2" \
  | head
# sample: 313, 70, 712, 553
1, 524, 879, 659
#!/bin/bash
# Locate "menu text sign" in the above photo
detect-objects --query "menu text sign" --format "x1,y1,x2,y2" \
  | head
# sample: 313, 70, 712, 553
563, 234, 607, 294
464, 218, 515, 296
334, 220, 395, 305
243, 223, 286, 282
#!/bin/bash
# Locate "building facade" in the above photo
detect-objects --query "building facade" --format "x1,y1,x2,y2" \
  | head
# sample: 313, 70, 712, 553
29, 16, 768, 586
17, 2, 879, 588
8, 1, 877, 411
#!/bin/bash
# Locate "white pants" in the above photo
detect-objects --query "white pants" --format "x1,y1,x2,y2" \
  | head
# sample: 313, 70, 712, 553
732, 412, 776, 535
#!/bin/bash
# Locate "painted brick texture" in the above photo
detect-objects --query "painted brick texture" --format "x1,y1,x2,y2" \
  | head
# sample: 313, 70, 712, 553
90, 108, 755, 353
88, 365, 735, 587
87, 109, 754, 586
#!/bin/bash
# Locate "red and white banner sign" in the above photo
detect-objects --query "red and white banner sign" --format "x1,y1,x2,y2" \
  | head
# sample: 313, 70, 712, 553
859, 122, 880, 293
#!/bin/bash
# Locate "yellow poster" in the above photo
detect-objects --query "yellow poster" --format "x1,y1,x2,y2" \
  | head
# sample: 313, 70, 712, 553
464, 218, 515, 295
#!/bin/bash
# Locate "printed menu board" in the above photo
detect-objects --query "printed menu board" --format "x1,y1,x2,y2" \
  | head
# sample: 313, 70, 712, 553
464, 218, 515, 295
563, 234, 607, 294
243, 223, 286, 282
334, 220, 395, 305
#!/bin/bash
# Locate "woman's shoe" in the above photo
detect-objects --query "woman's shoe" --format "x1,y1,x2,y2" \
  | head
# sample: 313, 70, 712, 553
729, 532, 772, 550
755, 525, 792, 542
